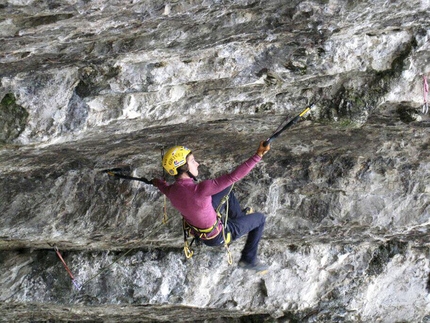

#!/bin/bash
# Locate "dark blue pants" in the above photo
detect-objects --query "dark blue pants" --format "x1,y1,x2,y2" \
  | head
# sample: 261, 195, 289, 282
203, 186, 266, 265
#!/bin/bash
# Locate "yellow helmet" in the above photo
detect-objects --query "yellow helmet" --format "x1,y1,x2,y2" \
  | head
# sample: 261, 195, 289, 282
162, 146, 192, 176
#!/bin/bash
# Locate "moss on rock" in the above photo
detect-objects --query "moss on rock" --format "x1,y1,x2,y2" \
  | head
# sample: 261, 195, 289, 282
0, 93, 29, 144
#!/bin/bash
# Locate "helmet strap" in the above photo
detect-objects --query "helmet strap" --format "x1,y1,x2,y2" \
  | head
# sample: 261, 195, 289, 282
186, 170, 198, 182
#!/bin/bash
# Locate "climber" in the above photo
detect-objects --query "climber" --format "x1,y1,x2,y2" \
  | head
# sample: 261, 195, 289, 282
152, 141, 270, 273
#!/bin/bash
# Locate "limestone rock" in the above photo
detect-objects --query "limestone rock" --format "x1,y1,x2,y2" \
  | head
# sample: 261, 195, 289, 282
1, 0, 429, 322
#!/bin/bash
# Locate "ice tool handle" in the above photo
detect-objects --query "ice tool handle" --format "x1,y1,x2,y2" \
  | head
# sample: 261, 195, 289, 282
263, 104, 314, 147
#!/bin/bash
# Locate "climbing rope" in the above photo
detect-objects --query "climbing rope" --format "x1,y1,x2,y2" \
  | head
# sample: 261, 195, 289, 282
219, 192, 233, 265
161, 148, 169, 224
423, 75, 428, 114
215, 185, 234, 265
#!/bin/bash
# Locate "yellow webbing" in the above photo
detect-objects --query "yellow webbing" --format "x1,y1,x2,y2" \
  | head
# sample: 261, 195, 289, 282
162, 195, 168, 224
187, 219, 219, 234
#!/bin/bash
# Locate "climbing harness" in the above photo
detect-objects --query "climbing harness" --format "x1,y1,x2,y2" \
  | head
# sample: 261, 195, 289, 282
423, 75, 428, 114
54, 246, 82, 291
182, 184, 234, 264
264, 103, 314, 146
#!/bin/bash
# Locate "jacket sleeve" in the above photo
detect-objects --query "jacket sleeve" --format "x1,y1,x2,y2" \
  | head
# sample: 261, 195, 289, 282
152, 178, 169, 195
197, 154, 261, 196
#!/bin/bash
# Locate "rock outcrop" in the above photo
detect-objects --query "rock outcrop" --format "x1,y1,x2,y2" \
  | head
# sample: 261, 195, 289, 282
1, 0, 429, 322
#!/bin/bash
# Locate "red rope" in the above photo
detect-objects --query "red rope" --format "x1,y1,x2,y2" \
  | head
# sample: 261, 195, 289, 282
54, 247, 81, 290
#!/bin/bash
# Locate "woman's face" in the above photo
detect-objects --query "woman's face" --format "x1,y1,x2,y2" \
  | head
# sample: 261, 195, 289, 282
186, 154, 199, 177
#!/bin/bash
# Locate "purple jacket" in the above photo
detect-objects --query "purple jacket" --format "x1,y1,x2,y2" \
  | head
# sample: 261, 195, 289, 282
153, 154, 261, 230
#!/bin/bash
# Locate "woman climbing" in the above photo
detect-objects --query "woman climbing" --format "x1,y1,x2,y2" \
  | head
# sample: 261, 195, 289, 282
152, 141, 270, 273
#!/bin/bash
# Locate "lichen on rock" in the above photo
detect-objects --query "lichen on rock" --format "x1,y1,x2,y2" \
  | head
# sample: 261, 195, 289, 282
0, 93, 28, 144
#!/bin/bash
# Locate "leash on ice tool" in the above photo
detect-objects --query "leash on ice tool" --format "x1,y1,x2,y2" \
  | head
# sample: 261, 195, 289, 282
263, 103, 315, 146
102, 167, 153, 185
102, 149, 168, 224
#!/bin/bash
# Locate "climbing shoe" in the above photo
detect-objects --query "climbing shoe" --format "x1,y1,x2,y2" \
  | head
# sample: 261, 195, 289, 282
238, 259, 268, 274
242, 207, 254, 215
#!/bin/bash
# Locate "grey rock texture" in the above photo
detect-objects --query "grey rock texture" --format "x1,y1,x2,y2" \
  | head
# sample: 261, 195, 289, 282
1, 0, 430, 322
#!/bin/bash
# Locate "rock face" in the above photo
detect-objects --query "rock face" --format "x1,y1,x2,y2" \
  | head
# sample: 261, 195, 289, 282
1, 0, 429, 322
